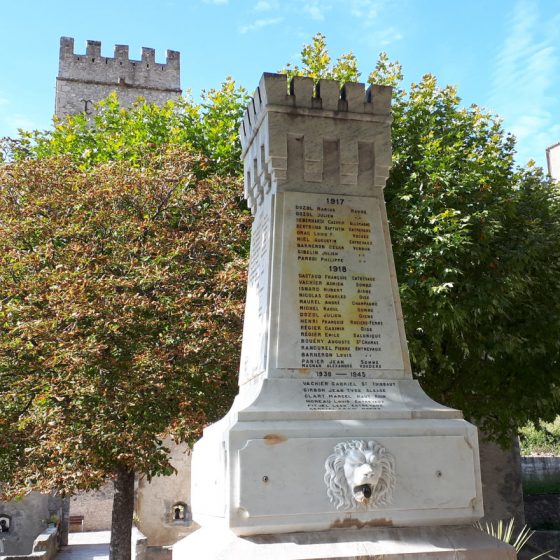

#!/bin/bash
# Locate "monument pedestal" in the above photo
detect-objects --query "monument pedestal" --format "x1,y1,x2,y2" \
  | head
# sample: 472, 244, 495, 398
173, 526, 515, 559
189, 378, 483, 535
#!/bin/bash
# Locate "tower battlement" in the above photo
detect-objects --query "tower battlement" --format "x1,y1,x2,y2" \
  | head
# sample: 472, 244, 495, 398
239, 73, 393, 213
58, 37, 180, 88
55, 37, 181, 118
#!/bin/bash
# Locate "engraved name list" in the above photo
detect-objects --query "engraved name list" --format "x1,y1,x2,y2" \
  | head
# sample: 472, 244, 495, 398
277, 192, 404, 374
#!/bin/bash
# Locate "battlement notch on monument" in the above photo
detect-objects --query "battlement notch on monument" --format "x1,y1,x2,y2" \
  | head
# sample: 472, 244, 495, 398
240, 73, 393, 213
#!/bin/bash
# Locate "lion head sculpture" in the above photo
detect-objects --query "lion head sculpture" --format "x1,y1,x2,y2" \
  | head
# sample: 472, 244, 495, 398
324, 440, 396, 511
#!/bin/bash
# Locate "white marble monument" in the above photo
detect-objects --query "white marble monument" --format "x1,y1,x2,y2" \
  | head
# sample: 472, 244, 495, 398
173, 73, 515, 559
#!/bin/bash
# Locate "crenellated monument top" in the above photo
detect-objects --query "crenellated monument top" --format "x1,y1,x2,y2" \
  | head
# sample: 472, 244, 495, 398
239, 73, 393, 214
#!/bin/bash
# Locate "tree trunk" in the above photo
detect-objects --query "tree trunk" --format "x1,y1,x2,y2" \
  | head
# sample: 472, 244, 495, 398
60, 497, 70, 546
110, 468, 135, 560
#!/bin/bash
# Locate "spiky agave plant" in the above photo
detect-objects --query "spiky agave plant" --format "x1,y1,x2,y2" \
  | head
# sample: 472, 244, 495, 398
474, 518, 551, 559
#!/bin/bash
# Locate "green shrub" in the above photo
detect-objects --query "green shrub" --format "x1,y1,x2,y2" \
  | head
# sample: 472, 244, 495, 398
520, 417, 560, 456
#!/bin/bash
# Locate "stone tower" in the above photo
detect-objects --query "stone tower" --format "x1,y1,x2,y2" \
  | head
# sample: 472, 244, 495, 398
55, 37, 181, 118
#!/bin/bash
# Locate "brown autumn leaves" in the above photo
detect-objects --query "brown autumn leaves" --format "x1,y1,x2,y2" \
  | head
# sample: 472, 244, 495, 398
0, 148, 251, 496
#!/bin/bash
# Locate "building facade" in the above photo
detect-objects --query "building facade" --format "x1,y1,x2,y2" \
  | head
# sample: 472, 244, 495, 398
547, 142, 560, 180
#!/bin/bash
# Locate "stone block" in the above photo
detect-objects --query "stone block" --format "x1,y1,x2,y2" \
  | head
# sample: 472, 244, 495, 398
173, 526, 516, 560
291, 76, 314, 108
342, 82, 366, 113
317, 79, 340, 111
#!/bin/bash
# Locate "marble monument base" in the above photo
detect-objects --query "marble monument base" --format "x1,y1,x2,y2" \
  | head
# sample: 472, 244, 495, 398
188, 378, 484, 536
172, 525, 516, 560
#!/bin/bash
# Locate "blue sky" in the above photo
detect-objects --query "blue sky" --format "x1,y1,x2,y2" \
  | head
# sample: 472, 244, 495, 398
1, 0, 559, 169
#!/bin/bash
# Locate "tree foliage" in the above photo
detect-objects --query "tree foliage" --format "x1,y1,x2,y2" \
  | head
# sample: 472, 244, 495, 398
284, 34, 560, 440
3, 78, 249, 178
281, 32, 359, 85
519, 417, 560, 456
0, 78, 251, 560
0, 147, 250, 497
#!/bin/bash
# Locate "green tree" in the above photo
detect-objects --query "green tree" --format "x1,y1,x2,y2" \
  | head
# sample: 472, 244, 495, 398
3, 77, 249, 178
0, 145, 250, 560
282, 32, 359, 85
1, 80, 250, 560
283, 34, 560, 440
0, 79, 250, 560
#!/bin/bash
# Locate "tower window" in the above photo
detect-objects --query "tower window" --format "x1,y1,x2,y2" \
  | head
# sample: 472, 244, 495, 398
171, 502, 190, 523
0, 516, 11, 533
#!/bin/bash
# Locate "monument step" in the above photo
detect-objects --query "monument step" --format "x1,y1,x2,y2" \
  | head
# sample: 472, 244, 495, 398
172, 525, 516, 559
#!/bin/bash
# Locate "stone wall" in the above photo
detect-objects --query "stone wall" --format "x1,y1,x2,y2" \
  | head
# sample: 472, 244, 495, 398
0, 526, 59, 560
521, 456, 560, 530
69, 483, 114, 532
0, 494, 51, 555
523, 530, 560, 559
547, 142, 560, 180
55, 37, 181, 118
522, 456, 560, 483
479, 434, 525, 525
67, 442, 196, 544
132, 526, 148, 560
524, 493, 560, 529
135, 441, 198, 546
68, 442, 195, 544
145, 545, 172, 560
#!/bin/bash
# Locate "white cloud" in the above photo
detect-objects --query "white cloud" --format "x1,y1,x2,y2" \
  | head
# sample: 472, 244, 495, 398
239, 16, 283, 34
348, 0, 402, 46
0, 112, 38, 138
254, 0, 277, 11
303, 0, 330, 21
350, 0, 383, 27
0, 94, 38, 136
374, 26, 403, 46
4, 114, 36, 131
490, 0, 560, 167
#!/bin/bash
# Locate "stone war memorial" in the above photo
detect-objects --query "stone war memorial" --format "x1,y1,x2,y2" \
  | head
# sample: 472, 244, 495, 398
173, 73, 516, 559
